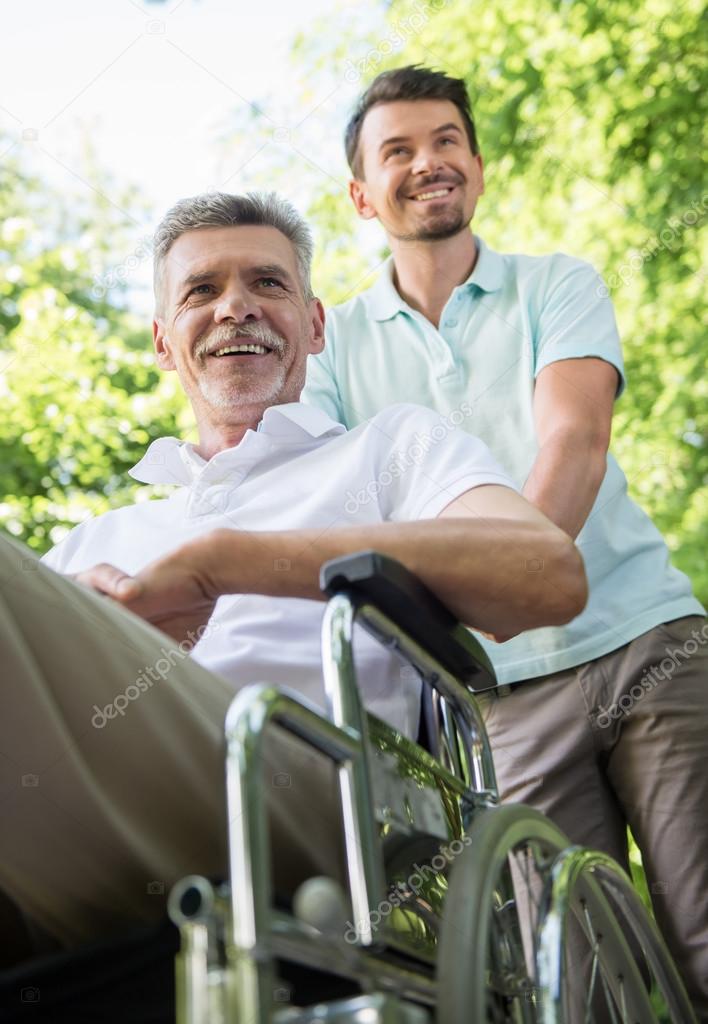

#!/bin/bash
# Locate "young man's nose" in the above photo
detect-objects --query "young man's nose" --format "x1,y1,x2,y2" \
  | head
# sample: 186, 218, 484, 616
410, 146, 445, 177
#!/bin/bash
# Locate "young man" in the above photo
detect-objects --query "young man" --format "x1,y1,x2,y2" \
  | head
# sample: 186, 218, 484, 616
0, 191, 585, 953
300, 66, 708, 1008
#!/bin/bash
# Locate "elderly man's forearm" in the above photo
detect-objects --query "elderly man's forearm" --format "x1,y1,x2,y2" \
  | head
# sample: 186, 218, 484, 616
202, 520, 587, 636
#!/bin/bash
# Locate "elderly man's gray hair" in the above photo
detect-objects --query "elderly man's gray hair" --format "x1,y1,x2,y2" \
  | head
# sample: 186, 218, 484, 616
152, 191, 314, 311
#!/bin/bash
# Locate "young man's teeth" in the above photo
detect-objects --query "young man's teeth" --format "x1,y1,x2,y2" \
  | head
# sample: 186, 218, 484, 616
414, 189, 450, 200
214, 344, 269, 356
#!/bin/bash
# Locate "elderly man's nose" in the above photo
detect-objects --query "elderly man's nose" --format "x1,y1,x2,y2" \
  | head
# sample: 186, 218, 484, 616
214, 289, 262, 322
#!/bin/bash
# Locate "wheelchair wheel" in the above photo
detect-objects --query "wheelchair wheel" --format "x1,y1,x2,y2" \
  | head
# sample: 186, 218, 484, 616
437, 805, 568, 1023
536, 847, 696, 1023
436, 806, 696, 1024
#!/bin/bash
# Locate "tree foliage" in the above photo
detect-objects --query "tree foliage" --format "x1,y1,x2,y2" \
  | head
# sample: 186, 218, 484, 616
0, 155, 187, 552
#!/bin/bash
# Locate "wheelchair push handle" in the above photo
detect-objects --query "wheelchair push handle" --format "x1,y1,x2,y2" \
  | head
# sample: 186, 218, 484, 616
320, 550, 496, 691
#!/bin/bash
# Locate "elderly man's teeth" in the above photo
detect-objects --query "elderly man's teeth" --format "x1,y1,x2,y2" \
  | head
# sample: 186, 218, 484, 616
214, 344, 269, 356
414, 189, 451, 200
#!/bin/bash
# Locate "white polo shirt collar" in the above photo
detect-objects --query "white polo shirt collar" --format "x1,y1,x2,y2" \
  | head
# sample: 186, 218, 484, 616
129, 402, 346, 486
365, 235, 505, 322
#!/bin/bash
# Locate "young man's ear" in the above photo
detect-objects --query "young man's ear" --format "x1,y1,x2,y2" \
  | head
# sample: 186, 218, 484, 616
307, 298, 326, 355
476, 153, 485, 195
153, 317, 176, 370
349, 178, 378, 221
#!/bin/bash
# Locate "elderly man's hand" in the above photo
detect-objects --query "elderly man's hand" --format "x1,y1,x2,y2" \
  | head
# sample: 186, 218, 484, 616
73, 537, 221, 643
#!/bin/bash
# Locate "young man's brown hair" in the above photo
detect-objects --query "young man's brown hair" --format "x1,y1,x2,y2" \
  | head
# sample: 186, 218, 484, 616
344, 64, 480, 178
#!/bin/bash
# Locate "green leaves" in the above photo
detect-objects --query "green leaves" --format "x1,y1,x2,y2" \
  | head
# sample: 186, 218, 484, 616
0, 154, 186, 552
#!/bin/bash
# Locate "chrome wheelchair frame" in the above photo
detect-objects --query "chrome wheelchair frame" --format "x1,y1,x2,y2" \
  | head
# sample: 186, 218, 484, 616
167, 552, 695, 1024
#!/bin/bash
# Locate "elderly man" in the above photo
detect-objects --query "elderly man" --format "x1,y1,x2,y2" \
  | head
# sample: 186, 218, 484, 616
0, 192, 585, 953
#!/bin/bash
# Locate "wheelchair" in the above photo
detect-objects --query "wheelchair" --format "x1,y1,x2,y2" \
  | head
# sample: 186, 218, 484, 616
163, 551, 696, 1024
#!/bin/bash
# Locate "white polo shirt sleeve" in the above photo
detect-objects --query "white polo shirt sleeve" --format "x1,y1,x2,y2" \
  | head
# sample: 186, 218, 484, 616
532, 257, 626, 395
365, 404, 517, 523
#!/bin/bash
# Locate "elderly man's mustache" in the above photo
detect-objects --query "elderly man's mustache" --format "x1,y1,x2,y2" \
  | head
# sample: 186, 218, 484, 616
194, 322, 287, 362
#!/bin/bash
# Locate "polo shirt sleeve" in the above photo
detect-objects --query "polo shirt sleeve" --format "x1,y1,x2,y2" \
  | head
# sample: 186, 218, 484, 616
533, 257, 626, 396
40, 546, 63, 571
301, 339, 347, 425
40, 524, 85, 574
370, 404, 518, 523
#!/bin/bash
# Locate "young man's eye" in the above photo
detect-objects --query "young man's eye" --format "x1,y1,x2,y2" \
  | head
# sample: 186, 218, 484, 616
385, 147, 408, 160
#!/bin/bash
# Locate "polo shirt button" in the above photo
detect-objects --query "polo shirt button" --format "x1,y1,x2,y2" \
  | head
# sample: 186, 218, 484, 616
444, 318, 458, 328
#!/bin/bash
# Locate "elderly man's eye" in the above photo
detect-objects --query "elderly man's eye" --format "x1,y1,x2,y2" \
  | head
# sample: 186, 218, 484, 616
258, 277, 285, 288
189, 283, 212, 295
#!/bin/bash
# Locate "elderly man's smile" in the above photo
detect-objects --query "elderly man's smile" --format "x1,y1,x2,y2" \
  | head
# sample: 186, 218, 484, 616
208, 343, 277, 365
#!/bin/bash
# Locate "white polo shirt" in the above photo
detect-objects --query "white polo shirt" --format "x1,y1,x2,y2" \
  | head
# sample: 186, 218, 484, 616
42, 402, 513, 738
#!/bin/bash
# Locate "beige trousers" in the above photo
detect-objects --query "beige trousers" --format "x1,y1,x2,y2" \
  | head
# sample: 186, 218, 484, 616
0, 534, 341, 951
477, 615, 708, 1017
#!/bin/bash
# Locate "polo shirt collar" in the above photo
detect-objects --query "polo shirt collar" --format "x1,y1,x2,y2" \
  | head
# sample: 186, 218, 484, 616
365, 235, 504, 322
129, 402, 346, 485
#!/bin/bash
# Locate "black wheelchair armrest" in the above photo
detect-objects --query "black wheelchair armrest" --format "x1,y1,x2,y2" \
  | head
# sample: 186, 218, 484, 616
320, 550, 497, 691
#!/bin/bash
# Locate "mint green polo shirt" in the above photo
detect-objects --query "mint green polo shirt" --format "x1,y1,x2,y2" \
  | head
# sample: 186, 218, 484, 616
302, 237, 704, 684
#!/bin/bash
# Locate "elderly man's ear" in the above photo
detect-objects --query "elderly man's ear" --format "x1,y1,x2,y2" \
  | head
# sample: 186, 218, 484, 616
152, 318, 176, 371
308, 298, 326, 356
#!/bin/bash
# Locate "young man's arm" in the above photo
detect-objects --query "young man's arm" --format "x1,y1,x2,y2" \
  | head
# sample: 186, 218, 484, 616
76, 484, 587, 644
523, 357, 619, 539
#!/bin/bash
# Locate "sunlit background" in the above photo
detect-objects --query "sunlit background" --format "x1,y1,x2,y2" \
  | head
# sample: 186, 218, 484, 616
1, 0, 705, 615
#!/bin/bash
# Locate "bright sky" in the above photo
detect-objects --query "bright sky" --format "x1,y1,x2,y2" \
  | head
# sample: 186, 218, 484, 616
1, 0, 375, 309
